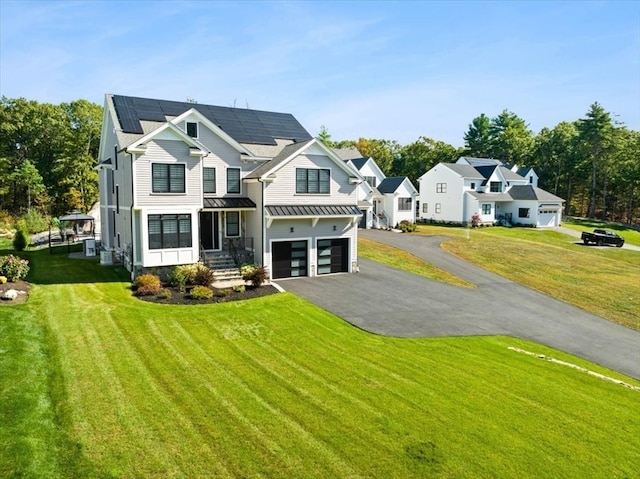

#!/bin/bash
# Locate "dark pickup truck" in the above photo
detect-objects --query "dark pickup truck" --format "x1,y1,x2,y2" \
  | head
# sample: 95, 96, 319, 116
581, 229, 625, 247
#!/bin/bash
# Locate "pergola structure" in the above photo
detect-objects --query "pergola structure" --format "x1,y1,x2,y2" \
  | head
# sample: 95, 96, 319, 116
49, 211, 96, 252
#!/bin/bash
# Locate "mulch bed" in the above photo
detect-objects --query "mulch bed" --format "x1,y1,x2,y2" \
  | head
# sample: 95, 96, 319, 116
0, 279, 280, 307
136, 284, 280, 305
0, 280, 31, 306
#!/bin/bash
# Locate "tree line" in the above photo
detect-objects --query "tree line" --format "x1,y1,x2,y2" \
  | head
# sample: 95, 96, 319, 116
0, 96, 102, 223
1, 97, 638, 226
318, 102, 640, 224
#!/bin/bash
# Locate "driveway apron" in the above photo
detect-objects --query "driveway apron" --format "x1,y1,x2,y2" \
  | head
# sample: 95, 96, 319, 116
277, 229, 640, 380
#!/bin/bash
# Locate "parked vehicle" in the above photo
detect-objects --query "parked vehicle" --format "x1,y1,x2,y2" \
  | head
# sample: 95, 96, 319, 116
581, 229, 625, 247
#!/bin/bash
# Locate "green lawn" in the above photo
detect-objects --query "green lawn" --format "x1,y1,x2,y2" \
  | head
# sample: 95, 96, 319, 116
414, 224, 640, 331
358, 237, 474, 288
1, 245, 639, 478
562, 218, 640, 246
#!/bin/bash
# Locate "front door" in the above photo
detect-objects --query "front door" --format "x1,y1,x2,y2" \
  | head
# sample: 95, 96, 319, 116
199, 211, 220, 250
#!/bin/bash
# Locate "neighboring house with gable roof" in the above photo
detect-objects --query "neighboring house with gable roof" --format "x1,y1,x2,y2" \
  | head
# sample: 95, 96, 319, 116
333, 152, 418, 228
97, 94, 363, 280
418, 157, 563, 227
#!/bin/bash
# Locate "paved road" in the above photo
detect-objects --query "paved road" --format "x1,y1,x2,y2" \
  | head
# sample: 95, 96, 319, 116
276, 229, 640, 380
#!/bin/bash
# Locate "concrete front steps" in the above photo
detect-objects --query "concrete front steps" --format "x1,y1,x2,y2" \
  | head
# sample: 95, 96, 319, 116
204, 251, 244, 287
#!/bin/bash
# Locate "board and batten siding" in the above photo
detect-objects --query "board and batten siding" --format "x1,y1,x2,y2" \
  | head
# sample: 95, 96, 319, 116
134, 139, 202, 208
264, 154, 357, 205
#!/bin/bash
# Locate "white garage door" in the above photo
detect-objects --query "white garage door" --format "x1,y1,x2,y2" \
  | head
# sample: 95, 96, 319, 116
538, 210, 559, 227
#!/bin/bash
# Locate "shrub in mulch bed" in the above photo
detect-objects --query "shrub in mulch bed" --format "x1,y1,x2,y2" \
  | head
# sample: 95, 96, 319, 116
135, 283, 279, 305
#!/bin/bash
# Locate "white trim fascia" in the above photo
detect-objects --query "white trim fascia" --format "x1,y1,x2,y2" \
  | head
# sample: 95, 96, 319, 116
258, 138, 363, 181
98, 94, 112, 161
126, 122, 207, 155
364, 157, 386, 182
170, 108, 255, 156
241, 154, 272, 162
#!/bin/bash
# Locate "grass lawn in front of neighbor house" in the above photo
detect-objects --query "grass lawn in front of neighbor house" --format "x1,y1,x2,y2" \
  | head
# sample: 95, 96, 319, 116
413, 224, 640, 331
358, 237, 474, 288
1, 244, 640, 478
562, 218, 640, 246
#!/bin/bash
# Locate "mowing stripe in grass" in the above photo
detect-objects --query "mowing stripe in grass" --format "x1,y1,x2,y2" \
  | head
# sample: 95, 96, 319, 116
157, 319, 364, 479
44, 289, 226, 477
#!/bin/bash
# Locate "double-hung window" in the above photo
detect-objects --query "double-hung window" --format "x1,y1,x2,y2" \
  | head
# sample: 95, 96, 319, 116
226, 212, 240, 237
436, 183, 446, 193
296, 168, 330, 194
490, 181, 502, 193
398, 197, 412, 211
203, 167, 216, 194
227, 168, 241, 194
152, 164, 185, 193
148, 214, 192, 249
519, 208, 530, 218
482, 204, 492, 215
364, 176, 377, 188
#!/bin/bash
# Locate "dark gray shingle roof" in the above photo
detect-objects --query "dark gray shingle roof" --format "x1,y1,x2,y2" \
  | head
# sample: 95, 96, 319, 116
440, 163, 486, 179
349, 158, 369, 171
474, 165, 498, 179
507, 185, 564, 202
377, 177, 406, 194
245, 139, 314, 179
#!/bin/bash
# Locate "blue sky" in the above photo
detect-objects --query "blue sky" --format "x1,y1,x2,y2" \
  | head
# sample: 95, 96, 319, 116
1, 0, 638, 147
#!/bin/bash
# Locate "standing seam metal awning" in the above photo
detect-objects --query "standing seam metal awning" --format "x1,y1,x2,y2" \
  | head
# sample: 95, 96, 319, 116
203, 197, 257, 210
265, 205, 362, 217
265, 204, 362, 228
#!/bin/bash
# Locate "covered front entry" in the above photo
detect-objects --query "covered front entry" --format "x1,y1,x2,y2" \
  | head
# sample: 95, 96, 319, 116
272, 240, 308, 279
317, 238, 348, 274
199, 211, 220, 250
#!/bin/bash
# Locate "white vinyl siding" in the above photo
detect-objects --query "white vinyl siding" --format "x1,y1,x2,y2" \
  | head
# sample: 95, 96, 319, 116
133, 140, 201, 207
264, 154, 356, 205
265, 218, 357, 277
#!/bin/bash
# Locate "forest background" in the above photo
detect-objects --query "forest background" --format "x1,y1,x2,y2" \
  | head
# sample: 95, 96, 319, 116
1, 96, 638, 233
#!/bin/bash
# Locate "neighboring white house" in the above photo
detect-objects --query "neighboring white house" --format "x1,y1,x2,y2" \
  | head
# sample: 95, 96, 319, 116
97, 94, 363, 280
336, 153, 418, 228
418, 157, 564, 227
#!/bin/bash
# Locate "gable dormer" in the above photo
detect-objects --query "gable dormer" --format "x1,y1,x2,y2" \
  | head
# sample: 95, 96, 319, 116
475, 165, 507, 193
516, 166, 539, 187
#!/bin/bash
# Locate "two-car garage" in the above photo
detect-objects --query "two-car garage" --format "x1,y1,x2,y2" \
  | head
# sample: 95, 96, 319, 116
271, 238, 350, 279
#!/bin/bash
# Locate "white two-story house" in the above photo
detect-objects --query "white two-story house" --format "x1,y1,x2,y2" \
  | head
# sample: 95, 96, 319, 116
97, 94, 363, 280
418, 157, 564, 227
335, 153, 418, 229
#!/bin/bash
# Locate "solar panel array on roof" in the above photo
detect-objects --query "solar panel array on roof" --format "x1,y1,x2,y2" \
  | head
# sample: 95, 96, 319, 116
112, 95, 312, 145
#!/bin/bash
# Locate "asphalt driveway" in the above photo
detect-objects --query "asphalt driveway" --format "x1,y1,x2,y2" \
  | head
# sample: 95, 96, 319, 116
276, 229, 640, 380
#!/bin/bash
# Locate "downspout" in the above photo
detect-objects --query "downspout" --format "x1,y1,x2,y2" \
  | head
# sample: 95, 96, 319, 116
129, 152, 136, 280
260, 179, 266, 268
